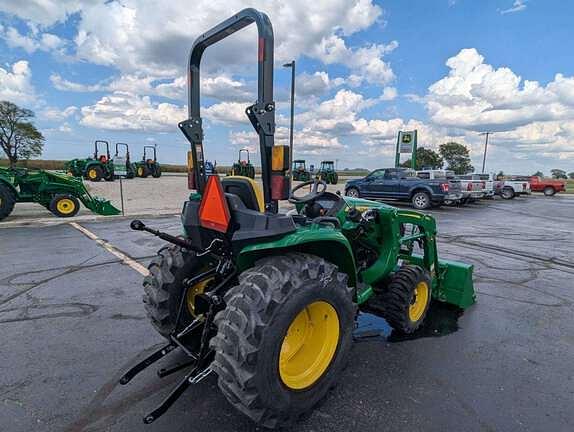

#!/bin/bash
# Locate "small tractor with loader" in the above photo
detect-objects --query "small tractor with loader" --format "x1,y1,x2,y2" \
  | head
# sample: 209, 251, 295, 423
292, 159, 311, 181
317, 160, 338, 184
134, 145, 162, 178
64, 140, 115, 182
230, 148, 255, 178
0, 167, 120, 220
113, 142, 136, 179
121, 9, 475, 429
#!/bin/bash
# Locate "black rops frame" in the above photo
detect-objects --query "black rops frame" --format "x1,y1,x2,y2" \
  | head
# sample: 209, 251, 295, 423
143, 145, 157, 161
115, 142, 130, 158
178, 8, 276, 211
94, 140, 110, 159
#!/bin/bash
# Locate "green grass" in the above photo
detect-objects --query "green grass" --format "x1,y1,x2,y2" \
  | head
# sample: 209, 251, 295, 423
566, 179, 574, 194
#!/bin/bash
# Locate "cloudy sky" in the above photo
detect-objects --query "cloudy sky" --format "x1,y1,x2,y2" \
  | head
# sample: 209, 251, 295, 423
1, 0, 573, 174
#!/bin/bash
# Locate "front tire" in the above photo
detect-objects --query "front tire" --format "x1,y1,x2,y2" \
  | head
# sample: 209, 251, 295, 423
210, 253, 355, 429
501, 187, 515, 199
152, 165, 162, 178
543, 186, 556, 196
345, 187, 360, 198
411, 191, 431, 210
86, 166, 103, 182
49, 194, 80, 218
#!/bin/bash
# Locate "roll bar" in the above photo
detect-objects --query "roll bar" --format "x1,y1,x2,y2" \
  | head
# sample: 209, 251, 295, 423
143, 145, 157, 161
94, 140, 110, 159
115, 142, 130, 158
178, 8, 276, 211
239, 148, 250, 163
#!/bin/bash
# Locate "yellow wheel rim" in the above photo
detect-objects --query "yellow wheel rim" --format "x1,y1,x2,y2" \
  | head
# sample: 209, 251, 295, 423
137, 167, 144, 176
186, 277, 214, 316
409, 281, 430, 322
56, 198, 76, 215
279, 301, 339, 390
88, 169, 97, 179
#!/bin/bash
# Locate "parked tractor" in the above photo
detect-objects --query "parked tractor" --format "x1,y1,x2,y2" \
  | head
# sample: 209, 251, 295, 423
292, 159, 311, 181
230, 148, 255, 178
317, 160, 338, 184
134, 145, 162, 178
121, 9, 475, 429
113, 143, 136, 179
0, 167, 120, 221
64, 140, 115, 182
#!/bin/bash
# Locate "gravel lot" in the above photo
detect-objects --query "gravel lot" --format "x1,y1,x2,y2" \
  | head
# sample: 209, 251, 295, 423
1, 189, 573, 432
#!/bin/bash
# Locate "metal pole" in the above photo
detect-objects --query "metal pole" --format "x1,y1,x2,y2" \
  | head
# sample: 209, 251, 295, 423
119, 177, 125, 216
480, 132, 490, 173
283, 61, 295, 177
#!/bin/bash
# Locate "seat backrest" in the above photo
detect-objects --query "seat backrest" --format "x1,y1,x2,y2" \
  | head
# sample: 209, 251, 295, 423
221, 176, 264, 212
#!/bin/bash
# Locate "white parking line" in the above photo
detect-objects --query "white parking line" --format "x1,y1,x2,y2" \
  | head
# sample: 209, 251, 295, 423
69, 222, 150, 276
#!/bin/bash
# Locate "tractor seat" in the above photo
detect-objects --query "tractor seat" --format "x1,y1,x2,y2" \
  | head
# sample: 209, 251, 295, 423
221, 176, 264, 212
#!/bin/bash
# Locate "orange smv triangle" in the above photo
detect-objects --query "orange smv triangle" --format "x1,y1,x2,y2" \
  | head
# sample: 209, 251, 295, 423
198, 175, 231, 233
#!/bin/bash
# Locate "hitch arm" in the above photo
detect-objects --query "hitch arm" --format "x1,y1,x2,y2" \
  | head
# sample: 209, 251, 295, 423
130, 219, 195, 250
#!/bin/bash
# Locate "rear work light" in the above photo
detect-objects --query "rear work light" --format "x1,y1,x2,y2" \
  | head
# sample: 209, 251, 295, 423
440, 183, 449, 192
198, 175, 230, 233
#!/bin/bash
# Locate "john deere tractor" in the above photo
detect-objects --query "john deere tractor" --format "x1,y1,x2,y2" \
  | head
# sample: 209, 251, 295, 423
292, 159, 311, 181
230, 148, 255, 178
0, 167, 120, 220
134, 145, 162, 178
64, 140, 114, 182
317, 160, 338, 184
113, 142, 136, 179
121, 9, 475, 429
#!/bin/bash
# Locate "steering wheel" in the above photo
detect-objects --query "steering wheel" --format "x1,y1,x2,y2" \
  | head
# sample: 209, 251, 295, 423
289, 179, 327, 203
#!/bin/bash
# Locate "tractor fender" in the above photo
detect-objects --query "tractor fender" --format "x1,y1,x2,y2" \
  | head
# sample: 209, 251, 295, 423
236, 226, 357, 287
0, 172, 18, 195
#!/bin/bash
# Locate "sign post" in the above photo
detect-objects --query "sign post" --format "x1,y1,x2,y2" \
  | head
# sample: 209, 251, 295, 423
395, 130, 418, 169
113, 157, 127, 215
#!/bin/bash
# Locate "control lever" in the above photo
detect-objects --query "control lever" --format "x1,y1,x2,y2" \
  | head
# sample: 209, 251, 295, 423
130, 219, 195, 251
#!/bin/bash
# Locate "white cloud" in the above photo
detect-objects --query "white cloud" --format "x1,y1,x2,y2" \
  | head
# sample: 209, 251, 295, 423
40, 105, 78, 121
0, 60, 36, 105
204, 102, 250, 126
499, 0, 527, 15
0, 0, 97, 26
1, 26, 66, 54
80, 92, 186, 131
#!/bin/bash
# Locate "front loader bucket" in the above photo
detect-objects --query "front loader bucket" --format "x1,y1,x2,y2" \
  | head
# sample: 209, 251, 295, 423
436, 259, 476, 309
83, 196, 121, 216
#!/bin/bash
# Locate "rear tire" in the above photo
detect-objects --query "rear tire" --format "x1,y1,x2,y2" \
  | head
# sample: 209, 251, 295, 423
85, 166, 103, 182
369, 265, 431, 334
210, 253, 355, 429
411, 191, 431, 210
143, 245, 213, 339
501, 187, 515, 200
49, 194, 80, 218
0, 183, 16, 221
345, 187, 360, 198
543, 186, 556, 196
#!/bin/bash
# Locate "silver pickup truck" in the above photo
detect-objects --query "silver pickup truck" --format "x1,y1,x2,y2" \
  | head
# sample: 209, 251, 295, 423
416, 169, 464, 205
457, 174, 492, 200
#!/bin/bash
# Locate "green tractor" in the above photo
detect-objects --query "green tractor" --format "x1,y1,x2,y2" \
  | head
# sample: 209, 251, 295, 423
120, 9, 475, 429
64, 140, 115, 182
0, 167, 120, 221
292, 159, 311, 181
230, 148, 255, 178
134, 145, 162, 178
113, 142, 136, 179
317, 160, 338, 184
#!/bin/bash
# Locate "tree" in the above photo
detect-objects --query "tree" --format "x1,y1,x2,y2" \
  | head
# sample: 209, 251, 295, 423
438, 142, 474, 175
400, 147, 444, 170
496, 170, 505, 180
532, 170, 544, 177
0, 101, 44, 168
550, 169, 567, 179
568, 172, 574, 180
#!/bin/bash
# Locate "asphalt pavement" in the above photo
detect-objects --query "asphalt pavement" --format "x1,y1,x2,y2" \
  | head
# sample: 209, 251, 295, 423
1, 195, 573, 432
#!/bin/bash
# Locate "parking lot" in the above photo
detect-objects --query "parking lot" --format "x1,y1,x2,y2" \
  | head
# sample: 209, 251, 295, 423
1, 194, 573, 432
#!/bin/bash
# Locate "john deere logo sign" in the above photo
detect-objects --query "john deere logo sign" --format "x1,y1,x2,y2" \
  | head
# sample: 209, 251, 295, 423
399, 131, 415, 153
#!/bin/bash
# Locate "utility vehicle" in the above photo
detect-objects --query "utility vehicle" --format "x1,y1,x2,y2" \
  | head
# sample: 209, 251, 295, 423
64, 140, 115, 182
134, 145, 162, 178
292, 159, 311, 181
0, 167, 120, 220
230, 148, 255, 178
121, 9, 475, 429
316, 160, 338, 184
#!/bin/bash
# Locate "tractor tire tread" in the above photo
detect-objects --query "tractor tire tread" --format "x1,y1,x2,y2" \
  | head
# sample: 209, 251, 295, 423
0, 182, 16, 221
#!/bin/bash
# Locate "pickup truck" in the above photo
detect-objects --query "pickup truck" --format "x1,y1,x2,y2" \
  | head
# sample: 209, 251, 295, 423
494, 176, 531, 199
457, 174, 492, 200
416, 169, 464, 205
454, 175, 485, 202
344, 167, 463, 210
528, 176, 566, 196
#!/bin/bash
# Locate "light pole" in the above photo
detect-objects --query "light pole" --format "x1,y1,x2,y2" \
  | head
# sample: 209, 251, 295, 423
479, 132, 492, 173
283, 61, 295, 176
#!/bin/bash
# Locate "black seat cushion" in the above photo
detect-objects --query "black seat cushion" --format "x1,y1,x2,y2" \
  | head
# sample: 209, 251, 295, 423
221, 177, 261, 212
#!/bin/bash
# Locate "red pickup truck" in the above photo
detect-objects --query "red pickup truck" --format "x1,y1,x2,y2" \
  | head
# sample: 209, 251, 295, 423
529, 176, 566, 196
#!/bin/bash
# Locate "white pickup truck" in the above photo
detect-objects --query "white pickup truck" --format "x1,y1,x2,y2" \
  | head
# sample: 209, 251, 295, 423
457, 174, 494, 199
415, 169, 464, 205
495, 176, 532, 199
454, 174, 485, 202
